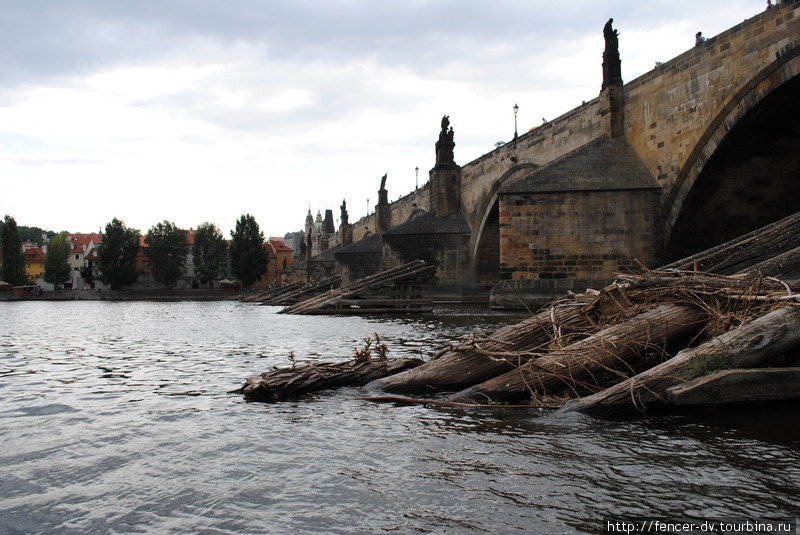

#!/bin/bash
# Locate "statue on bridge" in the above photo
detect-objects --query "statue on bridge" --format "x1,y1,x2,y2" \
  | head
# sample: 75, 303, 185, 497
602, 18, 623, 89
340, 199, 349, 226
603, 18, 619, 53
435, 115, 456, 166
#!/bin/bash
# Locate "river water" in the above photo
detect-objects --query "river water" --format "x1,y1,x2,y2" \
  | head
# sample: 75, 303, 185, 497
1, 301, 798, 535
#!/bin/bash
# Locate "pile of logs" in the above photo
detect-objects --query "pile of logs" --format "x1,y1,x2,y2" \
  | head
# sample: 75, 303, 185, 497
364, 270, 800, 415
279, 260, 435, 315
365, 211, 800, 414
248, 275, 342, 306
235, 212, 800, 414
240, 281, 305, 303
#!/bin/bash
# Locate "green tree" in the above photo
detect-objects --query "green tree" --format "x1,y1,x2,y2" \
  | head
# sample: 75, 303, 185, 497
193, 222, 227, 284
145, 220, 188, 288
18, 226, 56, 246
1, 215, 28, 285
97, 218, 141, 290
230, 214, 267, 288
44, 232, 72, 288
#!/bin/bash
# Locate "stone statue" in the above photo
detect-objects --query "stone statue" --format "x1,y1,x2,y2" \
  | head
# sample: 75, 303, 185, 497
603, 18, 619, 53
340, 199, 349, 226
379, 173, 387, 191
602, 18, 622, 89
435, 116, 456, 166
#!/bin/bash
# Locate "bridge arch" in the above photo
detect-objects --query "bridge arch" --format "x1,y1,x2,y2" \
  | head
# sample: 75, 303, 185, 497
663, 45, 800, 260
406, 208, 427, 221
470, 162, 539, 286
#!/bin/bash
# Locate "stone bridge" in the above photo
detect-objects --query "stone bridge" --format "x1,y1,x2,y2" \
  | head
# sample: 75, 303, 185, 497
335, 2, 800, 304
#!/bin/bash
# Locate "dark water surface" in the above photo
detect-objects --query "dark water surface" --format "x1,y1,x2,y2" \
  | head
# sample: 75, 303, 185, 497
1, 301, 798, 534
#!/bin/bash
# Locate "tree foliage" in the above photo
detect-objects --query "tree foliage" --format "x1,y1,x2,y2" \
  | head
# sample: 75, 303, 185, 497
145, 220, 188, 288
0, 220, 56, 247
230, 214, 267, 288
97, 218, 141, 290
193, 222, 227, 284
44, 232, 72, 288
1, 215, 28, 285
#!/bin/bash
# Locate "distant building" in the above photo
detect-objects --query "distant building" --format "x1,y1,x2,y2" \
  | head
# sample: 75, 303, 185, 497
23, 247, 45, 284
254, 237, 294, 287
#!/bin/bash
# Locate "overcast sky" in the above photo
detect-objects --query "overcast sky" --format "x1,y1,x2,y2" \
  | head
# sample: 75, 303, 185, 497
1, 1, 760, 238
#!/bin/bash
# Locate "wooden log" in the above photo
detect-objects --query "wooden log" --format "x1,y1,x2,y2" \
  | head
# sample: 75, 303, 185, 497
663, 211, 800, 275
264, 275, 341, 305
561, 305, 800, 417
365, 300, 596, 394
741, 245, 800, 279
666, 368, 800, 405
235, 357, 424, 402
448, 304, 706, 403
280, 260, 434, 315
240, 281, 306, 303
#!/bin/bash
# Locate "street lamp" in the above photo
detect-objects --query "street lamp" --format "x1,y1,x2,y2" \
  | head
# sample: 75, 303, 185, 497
513, 103, 519, 141
415, 166, 419, 190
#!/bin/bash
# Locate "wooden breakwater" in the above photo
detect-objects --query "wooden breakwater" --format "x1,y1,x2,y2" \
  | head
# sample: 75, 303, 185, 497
279, 260, 435, 315
237, 212, 800, 414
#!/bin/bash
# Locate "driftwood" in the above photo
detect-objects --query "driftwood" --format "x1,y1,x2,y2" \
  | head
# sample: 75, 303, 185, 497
366, 299, 596, 394
280, 260, 434, 315
235, 357, 424, 402
560, 305, 800, 417
448, 304, 706, 403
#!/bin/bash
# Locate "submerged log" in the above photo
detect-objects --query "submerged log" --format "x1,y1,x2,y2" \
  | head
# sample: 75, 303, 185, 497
448, 304, 707, 403
561, 305, 800, 417
366, 299, 596, 394
666, 368, 800, 405
235, 357, 424, 402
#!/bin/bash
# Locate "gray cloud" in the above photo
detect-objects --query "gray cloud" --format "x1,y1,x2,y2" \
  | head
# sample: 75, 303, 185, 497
2, 0, 730, 88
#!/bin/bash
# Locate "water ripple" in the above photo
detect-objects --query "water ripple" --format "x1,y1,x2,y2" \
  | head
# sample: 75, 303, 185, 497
1, 301, 798, 534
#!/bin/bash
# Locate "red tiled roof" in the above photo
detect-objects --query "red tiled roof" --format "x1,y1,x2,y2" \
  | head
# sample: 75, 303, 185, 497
25, 247, 45, 261
70, 233, 103, 248
270, 239, 293, 252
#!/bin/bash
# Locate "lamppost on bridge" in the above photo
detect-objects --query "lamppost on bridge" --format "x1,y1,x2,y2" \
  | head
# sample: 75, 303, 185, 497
415, 166, 419, 190
513, 103, 519, 142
